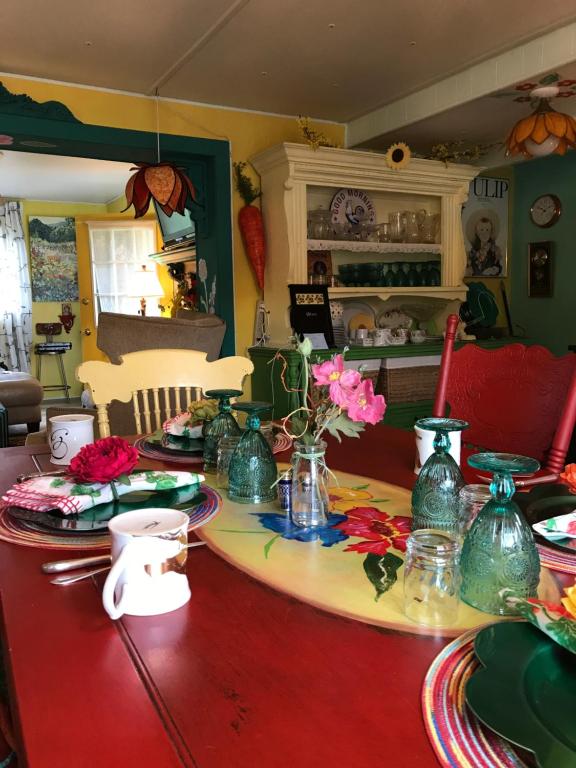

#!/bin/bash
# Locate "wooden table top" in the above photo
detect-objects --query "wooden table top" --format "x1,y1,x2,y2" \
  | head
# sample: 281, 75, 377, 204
0, 426, 529, 767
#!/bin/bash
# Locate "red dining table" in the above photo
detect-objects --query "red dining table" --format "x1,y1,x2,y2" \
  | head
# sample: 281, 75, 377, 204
0, 426, 530, 767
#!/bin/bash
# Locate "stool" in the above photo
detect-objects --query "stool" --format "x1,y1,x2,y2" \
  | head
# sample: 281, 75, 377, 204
0, 372, 43, 432
35, 323, 71, 402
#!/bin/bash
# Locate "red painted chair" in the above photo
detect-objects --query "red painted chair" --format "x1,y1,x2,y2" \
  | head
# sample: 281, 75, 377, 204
432, 314, 576, 475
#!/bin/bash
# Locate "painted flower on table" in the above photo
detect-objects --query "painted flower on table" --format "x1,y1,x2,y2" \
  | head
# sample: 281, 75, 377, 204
329, 486, 378, 513
334, 506, 411, 555
254, 512, 348, 547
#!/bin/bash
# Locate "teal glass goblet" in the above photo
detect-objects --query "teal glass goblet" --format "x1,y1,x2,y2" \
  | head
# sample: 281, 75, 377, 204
411, 417, 468, 532
202, 389, 243, 473
228, 401, 277, 504
460, 453, 540, 615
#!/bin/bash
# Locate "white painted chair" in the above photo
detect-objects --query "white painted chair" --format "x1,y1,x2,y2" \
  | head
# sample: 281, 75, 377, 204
76, 349, 254, 438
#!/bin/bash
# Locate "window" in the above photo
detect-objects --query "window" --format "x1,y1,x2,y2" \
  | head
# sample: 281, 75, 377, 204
87, 222, 160, 321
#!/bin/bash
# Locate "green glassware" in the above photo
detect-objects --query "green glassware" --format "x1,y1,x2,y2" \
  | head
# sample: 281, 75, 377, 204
411, 417, 468, 532
460, 452, 541, 615
228, 401, 277, 504
202, 389, 243, 473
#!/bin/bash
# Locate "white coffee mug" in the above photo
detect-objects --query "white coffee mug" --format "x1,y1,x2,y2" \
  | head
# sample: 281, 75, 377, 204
102, 508, 191, 620
49, 414, 95, 465
414, 425, 461, 475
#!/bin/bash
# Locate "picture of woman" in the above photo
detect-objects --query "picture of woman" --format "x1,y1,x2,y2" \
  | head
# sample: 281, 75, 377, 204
464, 209, 505, 277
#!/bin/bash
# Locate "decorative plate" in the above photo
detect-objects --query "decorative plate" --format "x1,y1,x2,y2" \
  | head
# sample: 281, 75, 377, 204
162, 413, 203, 439
376, 309, 415, 329
514, 483, 576, 554
329, 188, 376, 226
502, 591, 576, 655
466, 621, 576, 768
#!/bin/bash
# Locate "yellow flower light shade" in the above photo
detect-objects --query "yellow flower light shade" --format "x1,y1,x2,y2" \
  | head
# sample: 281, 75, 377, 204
506, 97, 576, 158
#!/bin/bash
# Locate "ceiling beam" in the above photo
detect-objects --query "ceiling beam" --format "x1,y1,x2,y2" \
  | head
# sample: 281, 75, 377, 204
347, 21, 576, 147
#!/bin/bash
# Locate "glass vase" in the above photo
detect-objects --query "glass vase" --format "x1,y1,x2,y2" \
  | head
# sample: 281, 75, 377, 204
290, 440, 330, 528
460, 452, 541, 615
411, 418, 468, 533
202, 389, 243, 473
228, 402, 277, 504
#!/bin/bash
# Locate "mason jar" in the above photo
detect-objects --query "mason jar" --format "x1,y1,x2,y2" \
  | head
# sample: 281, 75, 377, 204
215, 435, 242, 490
458, 484, 492, 537
404, 529, 461, 627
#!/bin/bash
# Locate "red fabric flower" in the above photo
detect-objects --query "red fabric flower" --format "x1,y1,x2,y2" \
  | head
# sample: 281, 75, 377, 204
334, 506, 411, 555
69, 436, 138, 484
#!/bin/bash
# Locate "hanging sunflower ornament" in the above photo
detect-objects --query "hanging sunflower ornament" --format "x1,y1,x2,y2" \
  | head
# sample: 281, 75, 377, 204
385, 142, 411, 170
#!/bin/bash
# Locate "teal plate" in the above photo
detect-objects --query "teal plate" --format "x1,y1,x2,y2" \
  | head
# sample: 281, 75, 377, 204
466, 622, 576, 768
9, 483, 204, 534
147, 430, 204, 454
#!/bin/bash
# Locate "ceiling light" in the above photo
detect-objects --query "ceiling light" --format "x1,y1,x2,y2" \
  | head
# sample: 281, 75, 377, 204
506, 85, 576, 158
328, 23, 336, 29
260, 71, 269, 77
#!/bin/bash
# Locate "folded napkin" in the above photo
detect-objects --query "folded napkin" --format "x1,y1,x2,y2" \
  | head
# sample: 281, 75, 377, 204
532, 510, 576, 540
1, 470, 204, 516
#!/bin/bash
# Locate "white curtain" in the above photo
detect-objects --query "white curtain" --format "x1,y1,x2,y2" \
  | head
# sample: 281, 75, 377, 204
0, 202, 32, 372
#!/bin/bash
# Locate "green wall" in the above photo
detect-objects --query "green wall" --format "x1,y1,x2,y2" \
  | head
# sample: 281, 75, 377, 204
512, 153, 576, 355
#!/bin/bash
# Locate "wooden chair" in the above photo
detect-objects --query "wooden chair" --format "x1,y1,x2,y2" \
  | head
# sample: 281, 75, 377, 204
77, 349, 254, 438
432, 314, 576, 475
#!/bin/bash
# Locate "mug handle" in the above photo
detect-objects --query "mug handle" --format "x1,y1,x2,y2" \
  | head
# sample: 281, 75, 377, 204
102, 538, 162, 620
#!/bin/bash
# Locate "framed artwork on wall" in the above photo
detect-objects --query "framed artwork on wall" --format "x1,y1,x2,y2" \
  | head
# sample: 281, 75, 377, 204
461, 176, 509, 278
528, 241, 553, 298
29, 216, 78, 301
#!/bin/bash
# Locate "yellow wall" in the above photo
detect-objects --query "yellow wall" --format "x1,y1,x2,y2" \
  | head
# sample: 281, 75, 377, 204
4, 75, 345, 365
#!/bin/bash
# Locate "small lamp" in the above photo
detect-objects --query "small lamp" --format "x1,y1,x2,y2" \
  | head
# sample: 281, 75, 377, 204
130, 264, 163, 317
506, 85, 576, 158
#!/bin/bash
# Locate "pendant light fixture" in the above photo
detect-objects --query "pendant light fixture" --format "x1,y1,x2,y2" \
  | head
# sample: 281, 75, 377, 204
506, 85, 576, 158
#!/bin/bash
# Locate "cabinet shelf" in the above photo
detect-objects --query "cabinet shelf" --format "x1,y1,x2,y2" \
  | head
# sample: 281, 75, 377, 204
328, 286, 467, 301
307, 239, 442, 254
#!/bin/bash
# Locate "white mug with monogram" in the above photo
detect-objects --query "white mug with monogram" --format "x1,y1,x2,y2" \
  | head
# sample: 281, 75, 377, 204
414, 424, 461, 475
102, 508, 191, 620
49, 414, 95, 465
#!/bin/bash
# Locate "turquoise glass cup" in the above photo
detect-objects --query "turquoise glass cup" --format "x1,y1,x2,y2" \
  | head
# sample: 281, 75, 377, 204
411, 418, 468, 533
460, 452, 540, 615
202, 389, 242, 473
228, 402, 277, 504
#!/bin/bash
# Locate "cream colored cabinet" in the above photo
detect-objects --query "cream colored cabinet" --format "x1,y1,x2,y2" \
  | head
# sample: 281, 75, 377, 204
250, 142, 479, 344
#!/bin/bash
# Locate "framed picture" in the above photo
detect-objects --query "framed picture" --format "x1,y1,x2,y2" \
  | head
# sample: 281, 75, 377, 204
288, 284, 335, 348
307, 250, 332, 282
461, 177, 509, 278
528, 241, 553, 297
29, 216, 79, 301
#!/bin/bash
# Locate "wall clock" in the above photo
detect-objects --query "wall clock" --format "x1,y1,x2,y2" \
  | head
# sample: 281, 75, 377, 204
529, 194, 562, 228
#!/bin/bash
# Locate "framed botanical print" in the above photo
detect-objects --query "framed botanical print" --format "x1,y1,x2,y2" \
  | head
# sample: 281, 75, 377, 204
528, 241, 553, 297
461, 177, 509, 278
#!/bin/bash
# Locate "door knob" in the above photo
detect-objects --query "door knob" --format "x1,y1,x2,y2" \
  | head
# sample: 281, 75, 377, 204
81, 298, 90, 305
83, 328, 92, 336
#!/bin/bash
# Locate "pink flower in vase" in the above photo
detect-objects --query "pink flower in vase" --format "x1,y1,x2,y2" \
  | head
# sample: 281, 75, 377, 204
343, 379, 386, 425
311, 354, 361, 405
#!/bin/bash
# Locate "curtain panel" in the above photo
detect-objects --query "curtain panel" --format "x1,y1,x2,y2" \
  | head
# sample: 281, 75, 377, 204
0, 202, 32, 372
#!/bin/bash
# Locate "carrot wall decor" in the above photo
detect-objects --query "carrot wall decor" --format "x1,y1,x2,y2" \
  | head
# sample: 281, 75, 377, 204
233, 161, 266, 291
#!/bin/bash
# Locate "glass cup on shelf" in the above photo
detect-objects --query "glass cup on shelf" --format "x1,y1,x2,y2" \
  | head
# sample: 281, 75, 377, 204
460, 453, 541, 615
411, 418, 468, 533
378, 222, 391, 243
202, 389, 243, 473
388, 212, 404, 243
228, 401, 278, 504
418, 212, 440, 244
404, 529, 461, 627
402, 211, 420, 243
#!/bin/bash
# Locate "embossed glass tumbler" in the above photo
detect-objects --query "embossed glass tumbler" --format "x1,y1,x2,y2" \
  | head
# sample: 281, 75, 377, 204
202, 389, 243, 473
460, 453, 541, 615
228, 402, 277, 504
411, 418, 468, 533
290, 439, 330, 528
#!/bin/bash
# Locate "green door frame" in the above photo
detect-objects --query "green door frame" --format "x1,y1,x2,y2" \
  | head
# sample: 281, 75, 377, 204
0, 112, 235, 355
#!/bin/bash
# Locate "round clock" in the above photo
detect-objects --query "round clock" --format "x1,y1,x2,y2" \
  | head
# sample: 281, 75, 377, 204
530, 194, 562, 228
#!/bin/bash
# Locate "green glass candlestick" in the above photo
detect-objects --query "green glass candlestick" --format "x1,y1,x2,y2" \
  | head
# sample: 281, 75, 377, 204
202, 389, 242, 473
228, 401, 277, 504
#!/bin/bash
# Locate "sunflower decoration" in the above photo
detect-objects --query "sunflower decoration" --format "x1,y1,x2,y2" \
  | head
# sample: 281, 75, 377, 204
123, 162, 197, 219
297, 116, 339, 150
506, 85, 576, 157
385, 142, 411, 170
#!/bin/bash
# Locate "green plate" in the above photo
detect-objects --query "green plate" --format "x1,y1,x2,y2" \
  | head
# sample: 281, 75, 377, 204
9, 484, 204, 534
147, 430, 204, 454
515, 483, 576, 554
466, 622, 576, 768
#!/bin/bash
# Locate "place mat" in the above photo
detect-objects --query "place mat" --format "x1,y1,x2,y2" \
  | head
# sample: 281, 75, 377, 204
197, 468, 507, 638
135, 432, 292, 464
537, 542, 576, 574
422, 627, 527, 768
0, 484, 222, 551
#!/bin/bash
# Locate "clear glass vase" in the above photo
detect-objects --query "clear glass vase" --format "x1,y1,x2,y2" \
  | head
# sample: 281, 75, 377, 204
460, 452, 541, 615
227, 402, 277, 504
411, 418, 468, 533
290, 440, 330, 528
202, 389, 242, 473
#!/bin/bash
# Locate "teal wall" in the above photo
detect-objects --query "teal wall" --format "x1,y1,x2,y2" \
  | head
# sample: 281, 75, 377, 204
512, 153, 576, 355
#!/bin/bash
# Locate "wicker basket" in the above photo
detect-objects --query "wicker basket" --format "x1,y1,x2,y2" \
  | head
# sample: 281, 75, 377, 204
376, 365, 439, 403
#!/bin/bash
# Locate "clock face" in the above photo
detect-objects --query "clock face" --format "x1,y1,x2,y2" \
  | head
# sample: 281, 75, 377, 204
530, 194, 561, 228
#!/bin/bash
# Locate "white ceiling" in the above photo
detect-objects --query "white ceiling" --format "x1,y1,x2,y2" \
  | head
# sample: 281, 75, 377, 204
3, 0, 576, 123
0, 151, 132, 204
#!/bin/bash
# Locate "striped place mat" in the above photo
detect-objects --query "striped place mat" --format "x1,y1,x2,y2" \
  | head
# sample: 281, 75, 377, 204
422, 627, 527, 768
135, 432, 292, 465
537, 542, 576, 574
0, 484, 222, 551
